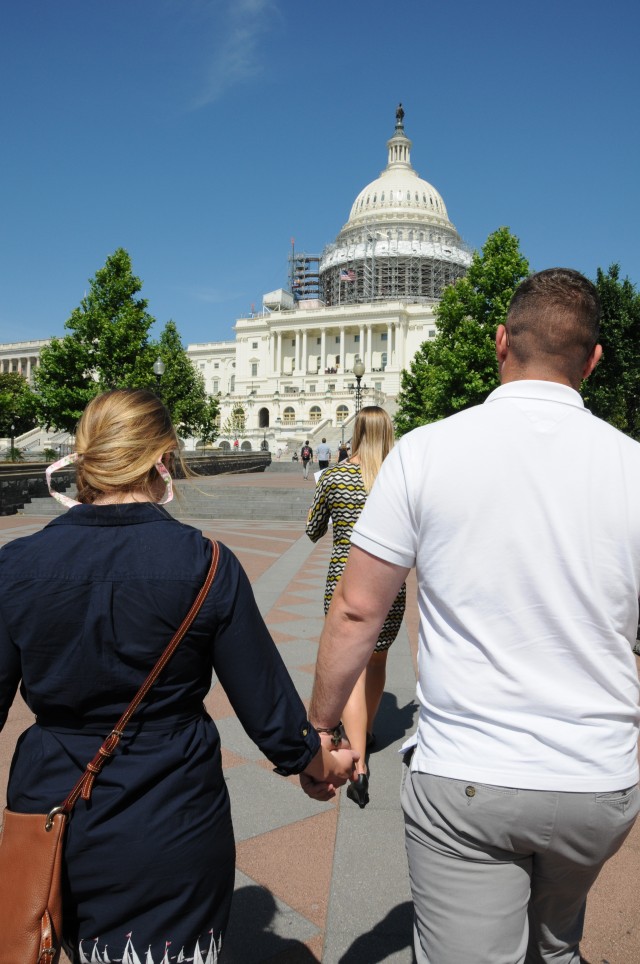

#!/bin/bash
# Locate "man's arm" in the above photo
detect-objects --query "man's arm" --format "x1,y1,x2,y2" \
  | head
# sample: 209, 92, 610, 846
309, 545, 410, 728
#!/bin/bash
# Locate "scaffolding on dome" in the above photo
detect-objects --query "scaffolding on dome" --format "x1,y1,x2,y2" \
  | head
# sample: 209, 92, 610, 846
320, 246, 469, 307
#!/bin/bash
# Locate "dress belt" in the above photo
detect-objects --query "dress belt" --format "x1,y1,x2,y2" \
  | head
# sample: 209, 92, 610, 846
35, 705, 208, 734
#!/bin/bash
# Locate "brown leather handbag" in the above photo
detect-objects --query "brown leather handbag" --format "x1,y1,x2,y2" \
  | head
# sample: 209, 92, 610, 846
0, 540, 219, 964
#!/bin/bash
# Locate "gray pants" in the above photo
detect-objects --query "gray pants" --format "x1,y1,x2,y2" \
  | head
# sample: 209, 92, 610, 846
401, 768, 639, 964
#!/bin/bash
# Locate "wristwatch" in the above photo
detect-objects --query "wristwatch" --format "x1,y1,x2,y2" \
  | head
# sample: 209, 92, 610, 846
314, 722, 345, 748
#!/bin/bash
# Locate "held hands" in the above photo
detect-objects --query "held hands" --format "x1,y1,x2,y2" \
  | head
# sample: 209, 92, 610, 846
299, 733, 359, 802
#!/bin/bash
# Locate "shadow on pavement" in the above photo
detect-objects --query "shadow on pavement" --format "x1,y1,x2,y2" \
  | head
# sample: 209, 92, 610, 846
372, 693, 418, 752
224, 885, 319, 962
338, 901, 415, 963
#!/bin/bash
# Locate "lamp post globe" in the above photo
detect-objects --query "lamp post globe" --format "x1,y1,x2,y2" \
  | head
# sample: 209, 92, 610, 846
153, 358, 166, 396
353, 360, 366, 414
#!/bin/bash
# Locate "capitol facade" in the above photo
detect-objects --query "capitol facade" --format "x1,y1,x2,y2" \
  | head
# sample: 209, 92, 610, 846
1, 107, 471, 451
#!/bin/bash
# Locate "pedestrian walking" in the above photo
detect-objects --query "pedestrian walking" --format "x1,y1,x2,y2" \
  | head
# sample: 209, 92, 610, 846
304, 269, 640, 964
300, 440, 313, 479
0, 389, 356, 964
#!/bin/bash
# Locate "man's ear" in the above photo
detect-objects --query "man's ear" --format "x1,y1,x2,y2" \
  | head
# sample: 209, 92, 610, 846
495, 324, 509, 364
582, 343, 603, 380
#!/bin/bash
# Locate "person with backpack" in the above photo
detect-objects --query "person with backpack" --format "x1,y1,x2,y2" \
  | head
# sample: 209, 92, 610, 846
300, 441, 313, 479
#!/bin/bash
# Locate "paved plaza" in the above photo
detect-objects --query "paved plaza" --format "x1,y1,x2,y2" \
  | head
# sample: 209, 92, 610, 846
1, 471, 639, 962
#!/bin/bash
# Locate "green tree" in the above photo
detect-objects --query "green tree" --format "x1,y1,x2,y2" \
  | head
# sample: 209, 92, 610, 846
34, 248, 157, 432
0, 372, 38, 438
394, 227, 529, 435
220, 406, 246, 444
582, 265, 640, 440
154, 320, 219, 442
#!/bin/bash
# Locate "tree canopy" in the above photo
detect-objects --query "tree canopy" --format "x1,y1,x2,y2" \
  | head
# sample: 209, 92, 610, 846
394, 227, 530, 435
154, 320, 218, 443
34, 248, 218, 442
0, 372, 37, 439
582, 265, 640, 441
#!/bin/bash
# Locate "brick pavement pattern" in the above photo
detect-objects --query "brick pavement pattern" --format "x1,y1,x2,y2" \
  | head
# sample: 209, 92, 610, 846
1, 491, 639, 962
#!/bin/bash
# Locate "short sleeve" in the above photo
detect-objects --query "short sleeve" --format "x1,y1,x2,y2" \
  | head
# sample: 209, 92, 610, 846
351, 439, 417, 568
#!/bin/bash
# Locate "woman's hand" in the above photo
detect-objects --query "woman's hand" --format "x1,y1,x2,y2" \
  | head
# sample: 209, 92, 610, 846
299, 742, 359, 801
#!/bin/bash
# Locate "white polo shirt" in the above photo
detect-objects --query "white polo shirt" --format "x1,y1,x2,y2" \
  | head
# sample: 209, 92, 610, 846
351, 381, 640, 791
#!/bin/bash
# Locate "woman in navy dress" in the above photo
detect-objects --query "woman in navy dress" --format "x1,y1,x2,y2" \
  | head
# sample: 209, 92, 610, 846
0, 389, 355, 964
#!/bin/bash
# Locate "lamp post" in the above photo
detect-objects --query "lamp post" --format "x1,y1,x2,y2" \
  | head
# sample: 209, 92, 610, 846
352, 360, 367, 414
10, 422, 15, 459
152, 357, 166, 396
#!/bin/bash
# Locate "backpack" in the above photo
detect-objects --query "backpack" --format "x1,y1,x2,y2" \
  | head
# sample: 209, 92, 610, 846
301, 446, 311, 460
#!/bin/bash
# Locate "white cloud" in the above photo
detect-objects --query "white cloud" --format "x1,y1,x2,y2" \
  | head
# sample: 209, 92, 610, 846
194, 0, 279, 108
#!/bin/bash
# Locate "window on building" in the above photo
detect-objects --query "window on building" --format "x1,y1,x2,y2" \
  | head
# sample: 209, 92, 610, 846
230, 375, 235, 391
375, 381, 382, 392
316, 337, 321, 344
381, 353, 387, 370
214, 362, 219, 369
310, 406, 321, 423
381, 333, 388, 341
336, 405, 349, 423
212, 380, 219, 393
309, 384, 316, 392
283, 406, 295, 424
251, 363, 258, 377
354, 334, 360, 342
428, 329, 436, 339
335, 336, 340, 343
252, 342, 258, 349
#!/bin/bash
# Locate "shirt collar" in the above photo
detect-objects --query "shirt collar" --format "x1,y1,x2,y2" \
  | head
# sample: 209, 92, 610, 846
485, 380, 586, 411
47, 502, 175, 527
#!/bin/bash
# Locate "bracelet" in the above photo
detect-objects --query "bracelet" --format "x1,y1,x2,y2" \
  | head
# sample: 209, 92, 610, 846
314, 722, 345, 748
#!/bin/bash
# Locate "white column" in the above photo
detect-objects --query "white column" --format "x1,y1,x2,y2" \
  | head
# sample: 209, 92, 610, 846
302, 329, 308, 373
359, 326, 365, 365
321, 329, 326, 372
26, 357, 32, 382
366, 325, 373, 370
269, 333, 275, 373
340, 328, 345, 371
395, 323, 403, 368
276, 331, 282, 374
387, 323, 393, 365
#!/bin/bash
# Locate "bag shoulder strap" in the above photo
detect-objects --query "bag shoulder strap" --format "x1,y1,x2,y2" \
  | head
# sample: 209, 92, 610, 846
53, 539, 220, 822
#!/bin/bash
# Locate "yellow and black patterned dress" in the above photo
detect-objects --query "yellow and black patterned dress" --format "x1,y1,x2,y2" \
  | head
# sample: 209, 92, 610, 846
306, 460, 406, 652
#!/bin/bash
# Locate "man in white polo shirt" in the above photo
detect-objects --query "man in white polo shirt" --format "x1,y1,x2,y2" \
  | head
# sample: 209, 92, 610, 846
307, 269, 640, 963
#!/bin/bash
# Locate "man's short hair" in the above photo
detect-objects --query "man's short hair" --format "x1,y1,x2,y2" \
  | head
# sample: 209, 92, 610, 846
322, 438, 326, 443
507, 268, 601, 379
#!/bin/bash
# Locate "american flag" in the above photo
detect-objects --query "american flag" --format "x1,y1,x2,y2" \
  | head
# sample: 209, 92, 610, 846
340, 269, 355, 282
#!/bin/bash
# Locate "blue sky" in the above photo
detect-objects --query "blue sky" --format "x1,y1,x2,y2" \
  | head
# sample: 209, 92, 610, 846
1, 0, 638, 347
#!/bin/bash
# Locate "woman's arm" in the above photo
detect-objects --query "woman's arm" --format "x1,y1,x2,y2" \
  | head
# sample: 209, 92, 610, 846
208, 547, 342, 776
305, 476, 331, 543
0, 602, 21, 732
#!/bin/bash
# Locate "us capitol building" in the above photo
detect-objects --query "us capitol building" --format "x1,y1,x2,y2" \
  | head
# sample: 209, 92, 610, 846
1, 107, 471, 452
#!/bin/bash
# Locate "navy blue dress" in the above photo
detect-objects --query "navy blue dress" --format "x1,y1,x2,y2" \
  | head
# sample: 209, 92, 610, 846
0, 503, 319, 964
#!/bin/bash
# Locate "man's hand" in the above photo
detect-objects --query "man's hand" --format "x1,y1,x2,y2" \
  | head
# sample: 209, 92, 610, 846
299, 745, 359, 801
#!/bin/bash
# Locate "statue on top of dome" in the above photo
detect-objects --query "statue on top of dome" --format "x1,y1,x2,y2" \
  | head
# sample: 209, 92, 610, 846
395, 103, 405, 128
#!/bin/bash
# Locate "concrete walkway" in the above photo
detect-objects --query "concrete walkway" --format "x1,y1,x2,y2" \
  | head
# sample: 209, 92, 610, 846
1, 477, 639, 962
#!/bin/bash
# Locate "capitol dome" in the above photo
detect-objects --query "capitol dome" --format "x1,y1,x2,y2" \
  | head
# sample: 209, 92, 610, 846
319, 105, 471, 307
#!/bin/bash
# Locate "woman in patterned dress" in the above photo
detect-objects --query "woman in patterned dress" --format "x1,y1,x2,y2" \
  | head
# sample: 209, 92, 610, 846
0, 389, 356, 963
306, 406, 406, 808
